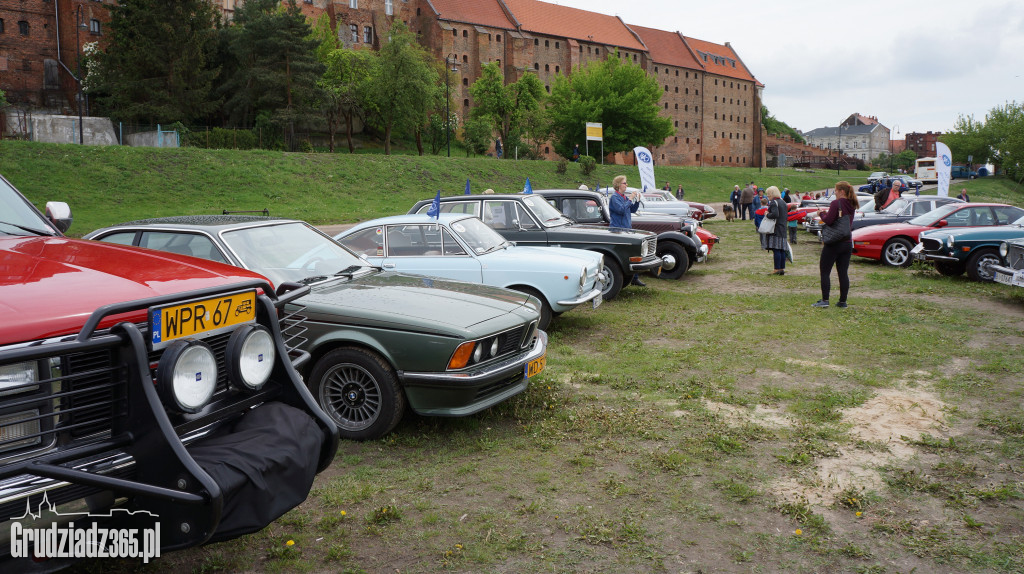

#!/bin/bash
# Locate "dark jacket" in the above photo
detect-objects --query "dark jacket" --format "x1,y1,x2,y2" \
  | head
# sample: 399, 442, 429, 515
740, 185, 754, 204
609, 191, 640, 228
821, 197, 855, 244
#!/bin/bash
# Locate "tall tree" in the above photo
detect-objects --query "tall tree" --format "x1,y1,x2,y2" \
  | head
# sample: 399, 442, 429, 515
320, 48, 375, 153
547, 55, 673, 158
941, 114, 991, 165
219, 0, 323, 144
984, 102, 1024, 181
92, 0, 220, 124
362, 21, 439, 155
468, 63, 545, 158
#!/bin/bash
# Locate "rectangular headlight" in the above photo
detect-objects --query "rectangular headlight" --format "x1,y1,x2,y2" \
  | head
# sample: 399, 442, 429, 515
0, 410, 42, 451
0, 362, 40, 397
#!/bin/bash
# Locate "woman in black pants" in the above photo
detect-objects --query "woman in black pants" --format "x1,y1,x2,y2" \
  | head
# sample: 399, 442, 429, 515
814, 181, 858, 308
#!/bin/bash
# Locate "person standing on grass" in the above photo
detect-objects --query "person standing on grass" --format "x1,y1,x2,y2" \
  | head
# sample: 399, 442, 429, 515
958, 188, 970, 201
783, 188, 799, 244
676, 184, 685, 200
763, 186, 790, 275
730, 185, 741, 217
609, 175, 646, 287
814, 181, 859, 308
740, 182, 754, 220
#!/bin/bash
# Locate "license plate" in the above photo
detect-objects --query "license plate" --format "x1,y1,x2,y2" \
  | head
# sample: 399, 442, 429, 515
910, 243, 924, 254
995, 272, 1012, 285
592, 292, 603, 310
151, 290, 256, 349
525, 354, 546, 379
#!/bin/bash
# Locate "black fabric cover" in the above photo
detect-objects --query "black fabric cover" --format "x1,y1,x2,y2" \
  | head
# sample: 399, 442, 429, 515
188, 401, 324, 542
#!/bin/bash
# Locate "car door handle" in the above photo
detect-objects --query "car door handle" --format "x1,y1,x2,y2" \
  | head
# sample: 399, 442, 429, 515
382, 263, 396, 269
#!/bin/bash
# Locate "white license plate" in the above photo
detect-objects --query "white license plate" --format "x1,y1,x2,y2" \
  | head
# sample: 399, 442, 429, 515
995, 272, 1013, 285
592, 292, 603, 309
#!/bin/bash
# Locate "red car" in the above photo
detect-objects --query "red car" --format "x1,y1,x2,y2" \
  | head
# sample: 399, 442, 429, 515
852, 203, 1022, 267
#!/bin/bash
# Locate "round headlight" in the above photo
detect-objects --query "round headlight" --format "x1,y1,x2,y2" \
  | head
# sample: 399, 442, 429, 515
490, 338, 499, 357
157, 341, 218, 413
226, 325, 276, 391
472, 343, 483, 363
1000, 242, 1009, 258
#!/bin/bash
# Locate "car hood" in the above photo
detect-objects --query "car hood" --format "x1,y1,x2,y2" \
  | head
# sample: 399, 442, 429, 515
0, 237, 269, 345
851, 222, 929, 240
303, 271, 534, 332
555, 223, 655, 242
487, 245, 602, 269
921, 224, 1024, 243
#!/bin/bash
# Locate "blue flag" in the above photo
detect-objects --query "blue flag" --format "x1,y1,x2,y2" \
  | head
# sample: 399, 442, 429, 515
426, 190, 441, 219
523, 177, 533, 194
464, 179, 471, 195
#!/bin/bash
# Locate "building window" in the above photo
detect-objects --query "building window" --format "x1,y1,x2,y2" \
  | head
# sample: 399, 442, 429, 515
555, 41, 559, 49
385, 0, 393, 15
675, 70, 679, 76
364, 26, 373, 43
714, 113, 718, 120
674, 121, 678, 127
715, 79, 718, 85
452, 29, 457, 37
534, 38, 538, 46
0, 19, 4, 33
545, 64, 549, 71
464, 99, 469, 106
714, 96, 718, 102
664, 103, 668, 109
684, 105, 688, 111
685, 88, 688, 94
496, 34, 501, 42
545, 40, 549, 47
554, 65, 559, 73
696, 154, 700, 161
588, 46, 592, 53
462, 78, 468, 86
496, 59, 500, 67
633, 54, 637, 61
686, 72, 689, 78
350, 24, 358, 42
674, 137, 677, 143
534, 62, 539, 70
674, 87, 678, 93
545, 85, 550, 93
664, 85, 668, 91
654, 66, 659, 73
18, 20, 29, 35
685, 122, 688, 128
90, 18, 101, 34
713, 156, 717, 162
349, 0, 357, 8
674, 103, 678, 109
713, 131, 717, 137
463, 30, 467, 37
462, 55, 467, 63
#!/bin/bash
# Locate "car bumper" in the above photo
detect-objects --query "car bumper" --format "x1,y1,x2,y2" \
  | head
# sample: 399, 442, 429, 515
922, 253, 960, 263
399, 330, 548, 416
992, 265, 1024, 287
557, 286, 603, 308
851, 243, 882, 260
630, 257, 663, 272
695, 244, 709, 263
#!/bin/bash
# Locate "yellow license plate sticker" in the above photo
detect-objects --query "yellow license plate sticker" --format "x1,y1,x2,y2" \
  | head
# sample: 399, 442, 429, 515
151, 290, 256, 349
526, 354, 546, 379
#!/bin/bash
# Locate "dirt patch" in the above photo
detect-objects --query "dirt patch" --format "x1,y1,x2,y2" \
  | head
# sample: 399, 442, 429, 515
772, 386, 953, 506
702, 400, 793, 430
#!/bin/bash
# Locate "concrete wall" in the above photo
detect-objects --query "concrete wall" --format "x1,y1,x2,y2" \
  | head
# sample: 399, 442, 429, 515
125, 130, 180, 148
29, 114, 119, 145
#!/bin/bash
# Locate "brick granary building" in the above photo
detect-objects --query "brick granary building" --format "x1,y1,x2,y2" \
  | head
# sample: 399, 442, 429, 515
2, 0, 765, 167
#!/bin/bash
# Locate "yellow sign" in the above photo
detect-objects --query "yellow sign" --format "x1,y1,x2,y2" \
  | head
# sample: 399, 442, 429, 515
151, 290, 256, 348
585, 122, 603, 141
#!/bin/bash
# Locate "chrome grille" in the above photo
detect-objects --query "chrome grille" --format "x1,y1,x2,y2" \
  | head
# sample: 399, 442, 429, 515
642, 237, 657, 257
1007, 243, 1024, 270
921, 237, 943, 252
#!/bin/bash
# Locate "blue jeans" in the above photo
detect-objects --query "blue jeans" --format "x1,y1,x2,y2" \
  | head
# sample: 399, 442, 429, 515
773, 248, 787, 270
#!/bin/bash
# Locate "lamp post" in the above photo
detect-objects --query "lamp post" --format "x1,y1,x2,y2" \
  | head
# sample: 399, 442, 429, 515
445, 53, 457, 157
836, 125, 843, 176
889, 124, 899, 174
75, 5, 87, 145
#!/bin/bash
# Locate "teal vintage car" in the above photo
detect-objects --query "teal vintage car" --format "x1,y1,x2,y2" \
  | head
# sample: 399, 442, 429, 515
84, 216, 547, 441
914, 212, 1024, 281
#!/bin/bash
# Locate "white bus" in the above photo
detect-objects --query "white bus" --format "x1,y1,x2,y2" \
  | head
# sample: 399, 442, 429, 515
915, 157, 938, 183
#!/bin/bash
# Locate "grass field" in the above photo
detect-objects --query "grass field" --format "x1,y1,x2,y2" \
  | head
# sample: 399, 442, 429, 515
9, 142, 1024, 573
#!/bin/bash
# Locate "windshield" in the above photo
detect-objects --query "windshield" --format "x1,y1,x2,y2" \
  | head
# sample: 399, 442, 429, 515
1013, 215, 1024, 226
222, 222, 365, 286
450, 217, 508, 254
0, 176, 57, 236
521, 194, 571, 227
908, 203, 961, 226
882, 198, 910, 214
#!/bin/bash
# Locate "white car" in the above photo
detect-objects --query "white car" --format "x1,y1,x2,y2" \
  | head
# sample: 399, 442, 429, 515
336, 213, 607, 329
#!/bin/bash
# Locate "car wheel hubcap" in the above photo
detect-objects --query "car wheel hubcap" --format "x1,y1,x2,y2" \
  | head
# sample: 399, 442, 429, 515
978, 255, 1000, 280
886, 244, 907, 265
319, 363, 381, 431
661, 254, 677, 271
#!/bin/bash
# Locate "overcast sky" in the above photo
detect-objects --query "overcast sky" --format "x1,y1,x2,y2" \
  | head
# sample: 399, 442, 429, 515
552, 0, 1024, 137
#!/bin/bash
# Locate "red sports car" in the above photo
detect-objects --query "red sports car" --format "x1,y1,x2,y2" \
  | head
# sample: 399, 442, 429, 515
851, 203, 1024, 267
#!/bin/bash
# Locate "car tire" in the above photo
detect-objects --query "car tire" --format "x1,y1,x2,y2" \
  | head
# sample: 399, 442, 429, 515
966, 248, 1001, 282
882, 238, 913, 267
935, 261, 965, 276
655, 242, 689, 280
309, 347, 404, 441
511, 286, 552, 330
600, 256, 624, 301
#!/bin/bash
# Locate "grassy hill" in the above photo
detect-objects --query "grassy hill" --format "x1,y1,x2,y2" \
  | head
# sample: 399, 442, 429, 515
3, 140, 1020, 235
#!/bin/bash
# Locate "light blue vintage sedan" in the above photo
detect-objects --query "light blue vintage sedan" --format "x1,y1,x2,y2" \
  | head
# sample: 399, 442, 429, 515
336, 214, 606, 329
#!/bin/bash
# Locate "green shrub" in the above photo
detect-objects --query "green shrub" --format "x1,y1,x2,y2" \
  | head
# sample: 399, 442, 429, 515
579, 155, 596, 176
555, 158, 568, 174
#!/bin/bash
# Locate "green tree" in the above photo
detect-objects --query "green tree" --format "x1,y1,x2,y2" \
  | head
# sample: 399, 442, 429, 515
319, 48, 374, 153
461, 117, 493, 157
547, 55, 672, 158
91, 0, 220, 124
761, 106, 805, 143
468, 63, 545, 159
219, 0, 323, 145
985, 102, 1024, 181
941, 114, 991, 165
362, 21, 439, 155
0, 89, 7, 108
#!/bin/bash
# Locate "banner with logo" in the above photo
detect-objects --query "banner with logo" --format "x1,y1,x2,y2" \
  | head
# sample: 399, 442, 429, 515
936, 141, 953, 197
633, 146, 656, 193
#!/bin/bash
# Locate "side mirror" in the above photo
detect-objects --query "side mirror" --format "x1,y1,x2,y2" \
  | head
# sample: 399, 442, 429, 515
45, 201, 73, 233
935, 220, 948, 228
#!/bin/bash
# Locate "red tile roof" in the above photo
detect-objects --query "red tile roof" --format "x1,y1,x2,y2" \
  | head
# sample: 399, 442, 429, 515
426, 0, 517, 30
627, 25, 701, 70
501, 0, 646, 51
680, 36, 756, 83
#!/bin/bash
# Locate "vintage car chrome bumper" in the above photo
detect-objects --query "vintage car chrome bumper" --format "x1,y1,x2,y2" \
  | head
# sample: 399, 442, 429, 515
922, 252, 959, 262
558, 286, 603, 307
992, 264, 1024, 287
630, 257, 663, 272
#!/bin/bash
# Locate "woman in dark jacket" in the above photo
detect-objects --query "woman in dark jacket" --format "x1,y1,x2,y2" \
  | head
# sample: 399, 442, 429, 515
814, 181, 859, 308
763, 186, 789, 275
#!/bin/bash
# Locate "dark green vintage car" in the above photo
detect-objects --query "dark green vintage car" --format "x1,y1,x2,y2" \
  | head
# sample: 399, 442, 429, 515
409, 193, 660, 300
992, 237, 1024, 288
914, 211, 1024, 281
84, 216, 547, 441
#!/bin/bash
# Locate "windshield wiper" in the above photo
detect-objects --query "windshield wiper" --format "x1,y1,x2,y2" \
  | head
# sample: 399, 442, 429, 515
334, 264, 366, 277
0, 220, 56, 236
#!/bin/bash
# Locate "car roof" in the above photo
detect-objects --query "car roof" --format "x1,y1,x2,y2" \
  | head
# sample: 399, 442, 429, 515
349, 213, 474, 229
97, 214, 296, 233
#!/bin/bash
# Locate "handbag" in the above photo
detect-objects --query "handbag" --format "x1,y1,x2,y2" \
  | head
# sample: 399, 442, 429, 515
820, 209, 851, 245
757, 215, 776, 234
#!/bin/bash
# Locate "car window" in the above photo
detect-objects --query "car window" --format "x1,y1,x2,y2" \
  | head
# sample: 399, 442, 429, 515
993, 206, 1024, 224
139, 231, 229, 263
386, 225, 444, 256
911, 201, 933, 216
97, 231, 137, 246
415, 201, 480, 216
520, 195, 568, 227
883, 198, 910, 214
562, 198, 604, 223
338, 227, 383, 257
483, 200, 540, 230
945, 207, 983, 227
221, 222, 363, 285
